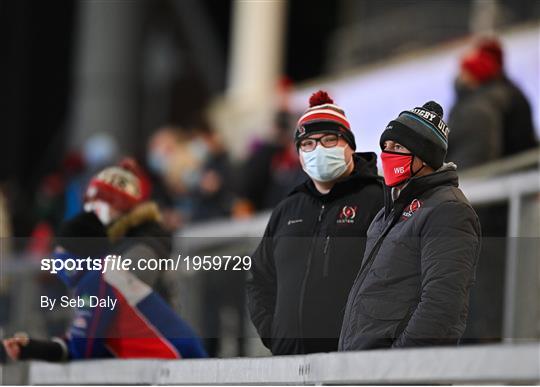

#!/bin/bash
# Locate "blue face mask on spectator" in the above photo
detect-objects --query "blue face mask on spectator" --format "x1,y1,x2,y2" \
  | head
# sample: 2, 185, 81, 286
83, 133, 118, 170
147, 151, 167, 175
188, 138, 210, 163
300, 145, 351, 182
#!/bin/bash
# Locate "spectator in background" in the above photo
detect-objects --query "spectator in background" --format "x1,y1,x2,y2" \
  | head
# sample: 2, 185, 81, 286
189, 121, 236, 222
234, 110, 305, 216
84, 158, 173, 304
234, 77, 305, 217
247, 91, 383, 355
146, 126, 190, 230
448, 37, 538, 343
447, 37, 538, 169
146, 124, 235, 227
64, 132, 119, 220
146, 124, 241, 356
181, 121, 244, 357
3, 160, 207, 360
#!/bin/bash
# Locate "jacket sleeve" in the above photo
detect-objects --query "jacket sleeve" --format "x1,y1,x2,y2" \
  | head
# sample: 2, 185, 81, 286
246, 211, 278, 349
64, 273, 117, 359
19, 338, 67, 362
392, 200, 481, 347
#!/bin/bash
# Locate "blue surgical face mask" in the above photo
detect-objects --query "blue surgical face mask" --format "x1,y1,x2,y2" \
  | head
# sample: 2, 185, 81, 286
300, 145, 352, 182
189, 138, 210, 163
147, 151, 167, 175
83, 133, 118, 170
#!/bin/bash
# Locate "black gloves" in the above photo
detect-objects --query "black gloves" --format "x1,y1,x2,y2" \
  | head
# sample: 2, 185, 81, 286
56, 211, 110, 257
19, 338, 67, 362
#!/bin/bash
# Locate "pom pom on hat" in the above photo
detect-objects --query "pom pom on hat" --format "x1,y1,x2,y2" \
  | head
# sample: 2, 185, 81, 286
476, 37, 503, 66
422, 101, 443, 118
309, 90, 334, 107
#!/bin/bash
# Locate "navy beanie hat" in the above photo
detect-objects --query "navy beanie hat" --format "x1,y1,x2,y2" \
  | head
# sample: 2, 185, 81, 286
380, 101, 450, 169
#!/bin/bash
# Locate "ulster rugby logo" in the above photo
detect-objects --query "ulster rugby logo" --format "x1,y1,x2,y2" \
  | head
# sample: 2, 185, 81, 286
337, 205, 357, 224
402, 199, 422, 220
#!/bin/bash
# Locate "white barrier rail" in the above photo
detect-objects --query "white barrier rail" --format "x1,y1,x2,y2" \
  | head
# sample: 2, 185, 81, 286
28, 343, 540, 385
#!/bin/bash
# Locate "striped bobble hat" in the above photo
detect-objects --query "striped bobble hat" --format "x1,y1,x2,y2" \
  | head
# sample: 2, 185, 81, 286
85, 164, 143, 212
294, 90, 356, 150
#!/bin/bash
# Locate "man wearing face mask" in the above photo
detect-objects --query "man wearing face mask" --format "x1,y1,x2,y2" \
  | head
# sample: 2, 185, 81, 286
339, 101, 481, 351
247, 91, 383, 355
83, 158, 174, 304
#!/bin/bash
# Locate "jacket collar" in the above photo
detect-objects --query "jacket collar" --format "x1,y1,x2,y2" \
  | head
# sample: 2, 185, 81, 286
383, 163, 459, 218
107, 201, 162, 242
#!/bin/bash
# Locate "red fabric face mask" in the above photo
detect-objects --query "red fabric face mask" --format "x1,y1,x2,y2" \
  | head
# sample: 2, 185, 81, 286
380, 150, 417, 187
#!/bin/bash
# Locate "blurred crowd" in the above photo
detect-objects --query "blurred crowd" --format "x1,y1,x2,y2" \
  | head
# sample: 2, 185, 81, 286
1, 110, 305, 244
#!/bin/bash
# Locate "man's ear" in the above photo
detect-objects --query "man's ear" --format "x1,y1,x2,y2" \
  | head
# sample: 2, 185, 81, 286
344, 143, 354, 157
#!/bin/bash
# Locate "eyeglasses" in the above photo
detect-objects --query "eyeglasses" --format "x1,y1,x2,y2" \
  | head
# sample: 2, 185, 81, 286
299, 134, 341, 152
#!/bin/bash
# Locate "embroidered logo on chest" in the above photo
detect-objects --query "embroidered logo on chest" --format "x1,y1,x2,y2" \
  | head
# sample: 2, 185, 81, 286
401, 199, 422, 220
337, 205, 357, 224
287, 219, 303, 226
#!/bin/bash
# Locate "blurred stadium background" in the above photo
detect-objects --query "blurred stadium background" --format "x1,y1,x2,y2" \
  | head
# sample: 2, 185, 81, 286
1, 0, 539, 384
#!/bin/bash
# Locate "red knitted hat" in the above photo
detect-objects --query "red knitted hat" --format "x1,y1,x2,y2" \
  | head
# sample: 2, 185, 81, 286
294, 90, 356, 150
85, 163, 143, 212
461, 38, 503, 83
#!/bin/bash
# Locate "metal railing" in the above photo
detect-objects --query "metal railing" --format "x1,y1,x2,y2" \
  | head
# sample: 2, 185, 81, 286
24, 343, 540, 385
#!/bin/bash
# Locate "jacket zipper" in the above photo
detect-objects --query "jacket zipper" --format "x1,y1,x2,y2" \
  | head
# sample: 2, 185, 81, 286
340, 209, 399, 345
323, 236, 331, 277
318, 204, 325, 221
298, 204, 325, 345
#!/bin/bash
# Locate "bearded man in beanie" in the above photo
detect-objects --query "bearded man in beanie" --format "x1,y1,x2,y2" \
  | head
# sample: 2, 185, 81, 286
339, 101, 481, 351
247, 91, 383, 355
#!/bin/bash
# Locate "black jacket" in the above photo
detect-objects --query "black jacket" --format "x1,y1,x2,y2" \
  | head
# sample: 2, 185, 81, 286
447, 76, 538, 169
246, 153, 384, 355
498, 77, 538, 156
339, 165, 481, 351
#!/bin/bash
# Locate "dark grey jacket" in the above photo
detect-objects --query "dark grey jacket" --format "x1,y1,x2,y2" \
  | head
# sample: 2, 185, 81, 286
339, 165, 481, 350
447, 77, 538, 170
